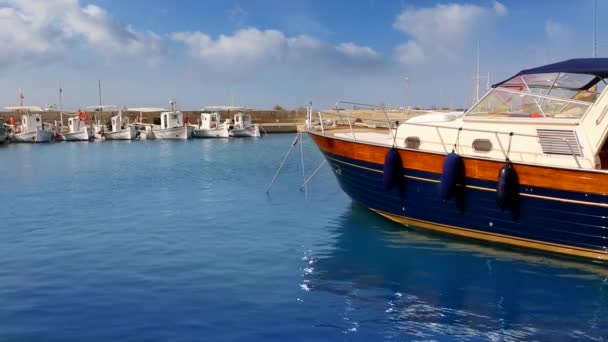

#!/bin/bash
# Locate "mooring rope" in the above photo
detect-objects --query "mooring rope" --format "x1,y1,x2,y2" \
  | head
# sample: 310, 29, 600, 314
266, 132, 300, 194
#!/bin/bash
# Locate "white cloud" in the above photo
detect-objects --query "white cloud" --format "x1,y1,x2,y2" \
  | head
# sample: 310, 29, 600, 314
336, 42, 379, 59
395, 41, 425, 64
393, 2, 507, 64
172, 28, 381, 73
172, 28, 286, 66
493, 1, 507, 16
0, 0, 166, 65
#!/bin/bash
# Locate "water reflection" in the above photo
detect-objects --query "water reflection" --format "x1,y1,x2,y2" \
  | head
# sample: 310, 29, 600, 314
302, 203, 608, 340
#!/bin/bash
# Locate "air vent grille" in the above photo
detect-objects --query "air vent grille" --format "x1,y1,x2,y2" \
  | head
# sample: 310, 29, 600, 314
536, 129, 583, 157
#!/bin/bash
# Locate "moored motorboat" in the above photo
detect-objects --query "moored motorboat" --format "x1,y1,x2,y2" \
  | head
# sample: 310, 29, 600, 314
6, 106, 54, 143
151, 100, 192, 140
87, 105, 119, 141
60, 111, 93, 141
307, 58, 608, 261
126, 107, 167, 140
152, 111, 193, 140
104, 110, 138, 140
230, 111, 260, 137
193, 108, 231, 138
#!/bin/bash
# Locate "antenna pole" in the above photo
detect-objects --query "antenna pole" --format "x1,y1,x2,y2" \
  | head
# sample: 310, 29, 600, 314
59, 82, 64, 130
593, 0, 598, 58
475, 41, 480, 102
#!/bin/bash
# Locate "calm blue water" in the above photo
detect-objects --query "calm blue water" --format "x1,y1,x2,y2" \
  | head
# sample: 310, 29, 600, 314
0, 135, 607, 341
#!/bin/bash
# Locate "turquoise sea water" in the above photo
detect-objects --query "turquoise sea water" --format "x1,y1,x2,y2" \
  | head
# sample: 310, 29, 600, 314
0, 135, 607, 341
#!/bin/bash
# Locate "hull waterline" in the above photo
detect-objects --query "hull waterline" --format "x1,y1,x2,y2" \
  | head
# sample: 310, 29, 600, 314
61, 129, 92, 141
11, 129, 53, 143
193, 127, 230, 138
104, 127, 137, 140
230, 125, 260, 137
153, 126, 192, 140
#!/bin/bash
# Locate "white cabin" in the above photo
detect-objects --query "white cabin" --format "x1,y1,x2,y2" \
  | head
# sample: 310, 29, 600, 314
161, 111, 184, 129
111, 112, 127, 132
67, 116, 86, 133
393, 60, 608, 170
234, 112, 252, 129
20, 113, 43, 133
200, 112, 220, 129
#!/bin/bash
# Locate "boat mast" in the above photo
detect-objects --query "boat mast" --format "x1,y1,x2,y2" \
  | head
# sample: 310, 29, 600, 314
59, 82, 63, 130
475, 41, 480, 102
97, 80, 102, 124
593, 0, 598, 58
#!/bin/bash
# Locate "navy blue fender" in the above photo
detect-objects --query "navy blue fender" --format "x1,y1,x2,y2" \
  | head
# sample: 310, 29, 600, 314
440, 152, 464, 201
496, 159, 519, 210
383, 148, 403, 191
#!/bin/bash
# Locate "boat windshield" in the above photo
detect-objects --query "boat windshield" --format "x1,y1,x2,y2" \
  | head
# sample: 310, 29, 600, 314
467, 72, 602, 120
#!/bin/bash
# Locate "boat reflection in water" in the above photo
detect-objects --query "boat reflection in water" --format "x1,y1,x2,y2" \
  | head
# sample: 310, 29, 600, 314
299, 203, 608, 340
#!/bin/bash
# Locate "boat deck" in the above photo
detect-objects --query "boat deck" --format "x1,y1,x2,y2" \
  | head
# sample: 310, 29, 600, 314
312, 127, 395, 147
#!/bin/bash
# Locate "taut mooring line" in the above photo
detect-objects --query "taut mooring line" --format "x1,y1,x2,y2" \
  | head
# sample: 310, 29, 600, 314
266, 132, 301, 194
299, 159, 327, 191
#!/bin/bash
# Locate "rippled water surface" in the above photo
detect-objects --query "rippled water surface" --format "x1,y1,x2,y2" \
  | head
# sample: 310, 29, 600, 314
0, 135, 607, 341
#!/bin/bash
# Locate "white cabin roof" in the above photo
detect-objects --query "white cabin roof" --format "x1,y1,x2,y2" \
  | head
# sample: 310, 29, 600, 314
127, 107, 167, 112
86, 105, 118, 111
5, 106, 43, 112
203, 106, 248, 111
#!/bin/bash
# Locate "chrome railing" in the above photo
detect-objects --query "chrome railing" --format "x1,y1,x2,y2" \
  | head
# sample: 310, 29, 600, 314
306, 101, 586, 168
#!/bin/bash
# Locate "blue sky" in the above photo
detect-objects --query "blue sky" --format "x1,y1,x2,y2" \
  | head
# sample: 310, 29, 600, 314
0, 0, 602, 110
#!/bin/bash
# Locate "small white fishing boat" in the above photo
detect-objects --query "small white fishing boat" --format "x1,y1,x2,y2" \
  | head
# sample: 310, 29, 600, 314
6, 106, 54, 143
104, 110, 137, 140
193, 109, 230, 138
153, 110, 193, 140
87, 105, 119, 140
127, 107, 167, 140
61, 111, 93, 141
230, 111, 261, 137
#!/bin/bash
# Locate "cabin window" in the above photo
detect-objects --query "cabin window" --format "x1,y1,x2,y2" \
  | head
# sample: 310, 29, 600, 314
35, 117, 40, 122
172, 114, 178, 120
211, 116, 217, 122
466, 72, 599, 120
404, 137, 420, 149
472, 139, 492, 152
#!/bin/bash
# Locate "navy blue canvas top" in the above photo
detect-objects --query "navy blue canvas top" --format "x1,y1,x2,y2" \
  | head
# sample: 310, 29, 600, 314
493, 58, 608, 87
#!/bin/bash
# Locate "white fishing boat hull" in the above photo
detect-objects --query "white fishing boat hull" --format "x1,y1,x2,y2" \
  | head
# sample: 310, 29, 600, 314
93, 124, 105, 141
104, 126, 138, 140
61, 128, 92, 141
11, 128, 53, 143
153, 126, 192, 140
0, 127, 7, 143
230, 124, 260, 138
193, 127, 230, 138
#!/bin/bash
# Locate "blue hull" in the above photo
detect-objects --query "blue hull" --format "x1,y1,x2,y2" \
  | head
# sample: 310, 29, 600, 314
321, 150, 608, 258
